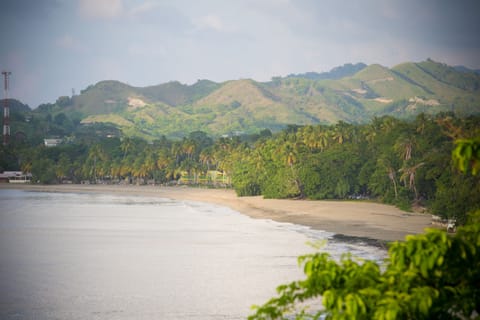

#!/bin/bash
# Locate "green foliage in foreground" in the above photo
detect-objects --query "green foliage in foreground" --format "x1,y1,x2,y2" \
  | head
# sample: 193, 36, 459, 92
453, 138, 480, 176
249, 212, 480, 320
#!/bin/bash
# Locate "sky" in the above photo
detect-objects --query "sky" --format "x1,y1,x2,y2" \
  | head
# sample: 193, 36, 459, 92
1, 0, 480, 109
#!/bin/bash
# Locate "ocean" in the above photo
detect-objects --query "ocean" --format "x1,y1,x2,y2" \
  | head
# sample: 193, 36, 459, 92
0, 189, 385, 319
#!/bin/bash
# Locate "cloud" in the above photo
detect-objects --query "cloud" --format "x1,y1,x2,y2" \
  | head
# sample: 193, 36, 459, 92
78, 0, 123, 19
127, 42, 167, 58
129, 1, 160, 16
55, 34, 87, 53
195, 14, 224, 31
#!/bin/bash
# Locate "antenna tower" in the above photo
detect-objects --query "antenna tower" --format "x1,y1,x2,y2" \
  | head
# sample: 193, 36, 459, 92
2, 71, 11, 146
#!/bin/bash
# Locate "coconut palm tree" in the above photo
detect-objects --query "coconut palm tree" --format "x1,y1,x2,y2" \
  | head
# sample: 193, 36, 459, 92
199, 146, 216, 171
394, 135, 416, 161
331, 121, 352, 145
120, 137, 133, 160
276, 140, 304, 198
378, 157, 399, 199
399, 162, 425, 200
86, 143, 108, 182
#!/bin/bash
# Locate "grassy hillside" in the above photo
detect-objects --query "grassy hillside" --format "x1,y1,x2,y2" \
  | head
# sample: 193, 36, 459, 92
72, 80, 135, 116
393, 61, 480, 115
417, 59, 480, 91
352, 64, 427, 100
26, 60, 480, 139
287, 62, 367, 80
138, 80, 220, 106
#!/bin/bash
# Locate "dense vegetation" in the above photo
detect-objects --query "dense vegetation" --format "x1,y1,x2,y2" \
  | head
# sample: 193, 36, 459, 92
231, 113, 480, 223
1, 110, 479, 224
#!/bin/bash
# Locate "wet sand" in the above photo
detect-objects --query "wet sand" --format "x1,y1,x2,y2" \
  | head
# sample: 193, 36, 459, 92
0, 184, 432, 242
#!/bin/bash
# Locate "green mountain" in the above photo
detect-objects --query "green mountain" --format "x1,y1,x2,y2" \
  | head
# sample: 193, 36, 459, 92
287, 62, 367, 80
26, 60, 480, 139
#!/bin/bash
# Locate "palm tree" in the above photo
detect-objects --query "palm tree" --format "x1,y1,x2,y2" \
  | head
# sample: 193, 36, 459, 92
362, 123, 378, 144
415, 113, 430, 135
120, 137, 133, 160
156, 149, 171, 170
199, 146, 216, 171
142, 148, 158, 182
387, 166, 398, 200
302, 125, 330, 151
20, 158, 32, 174
378, 157, 399, 200
120, 157, 134, 183
86, 143, 108, 182
394, 135, 416, 161
110, 160, 122, 181
171, 141, 183, 166
277, 140, 304, 198
182, 138, 197, 160
55, 153, 71, 182
399, 162, 425, 200
331, 121, 352, 145
132, 157, 147, 184
380, 116, 399, 133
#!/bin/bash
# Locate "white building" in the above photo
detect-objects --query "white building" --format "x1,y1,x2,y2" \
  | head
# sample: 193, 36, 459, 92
0, 171, 32, 183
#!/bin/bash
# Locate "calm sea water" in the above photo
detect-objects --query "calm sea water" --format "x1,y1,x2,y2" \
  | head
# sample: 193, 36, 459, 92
0, 189, 385, 319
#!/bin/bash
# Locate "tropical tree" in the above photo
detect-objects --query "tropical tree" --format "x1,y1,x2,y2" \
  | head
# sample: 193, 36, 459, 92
84, 143, 108, 182
394, 135, 416, 162
55, 153, 72, 182
199, 146, 216, 171
31, 158, 57, 184
399, 162, 425, 200
331, 121, 352, 145
182, 138, 197, 160
120, 136, 133, 160
452, 138, 480, 175
280, 140, 304, 198
374, 156, 400, 200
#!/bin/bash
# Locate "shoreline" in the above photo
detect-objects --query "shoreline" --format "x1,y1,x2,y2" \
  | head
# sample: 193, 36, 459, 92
0, 183, 432, 243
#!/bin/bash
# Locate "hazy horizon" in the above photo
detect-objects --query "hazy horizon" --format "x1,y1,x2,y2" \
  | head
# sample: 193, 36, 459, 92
1, 0, 480, 108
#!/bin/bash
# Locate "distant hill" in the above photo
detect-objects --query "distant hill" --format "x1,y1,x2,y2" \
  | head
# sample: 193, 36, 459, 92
21, 60, 480, 139
138, 80, 220, 106
1, 99, 31, 113
454, 65, 480, 75
287, 63, 367, 80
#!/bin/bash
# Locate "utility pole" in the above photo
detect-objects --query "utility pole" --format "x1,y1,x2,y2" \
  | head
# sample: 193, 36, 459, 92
2, 71, 11, 146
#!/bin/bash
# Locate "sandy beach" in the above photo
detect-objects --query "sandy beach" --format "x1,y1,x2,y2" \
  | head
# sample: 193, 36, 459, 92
0, 184, 432, 242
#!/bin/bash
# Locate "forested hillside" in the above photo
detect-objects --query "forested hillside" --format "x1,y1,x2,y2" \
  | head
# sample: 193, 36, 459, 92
17, 59, 480, 140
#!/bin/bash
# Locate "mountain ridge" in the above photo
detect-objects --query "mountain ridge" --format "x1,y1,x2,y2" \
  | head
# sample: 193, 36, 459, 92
19, 59, 480, 139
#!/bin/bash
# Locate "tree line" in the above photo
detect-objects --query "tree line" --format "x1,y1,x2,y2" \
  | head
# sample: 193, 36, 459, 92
1, 112, 479, 223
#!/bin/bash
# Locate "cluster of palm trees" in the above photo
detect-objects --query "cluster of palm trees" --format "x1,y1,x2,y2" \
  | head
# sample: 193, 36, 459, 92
46, 133, 242, 185
17, 113, 480, 220
229, 114, 479, 220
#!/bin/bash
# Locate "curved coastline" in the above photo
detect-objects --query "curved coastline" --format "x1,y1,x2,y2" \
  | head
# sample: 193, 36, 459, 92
0, 184, 432, 242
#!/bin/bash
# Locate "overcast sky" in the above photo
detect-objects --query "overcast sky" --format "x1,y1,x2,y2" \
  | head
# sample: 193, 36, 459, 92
1, 0, 479, 108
